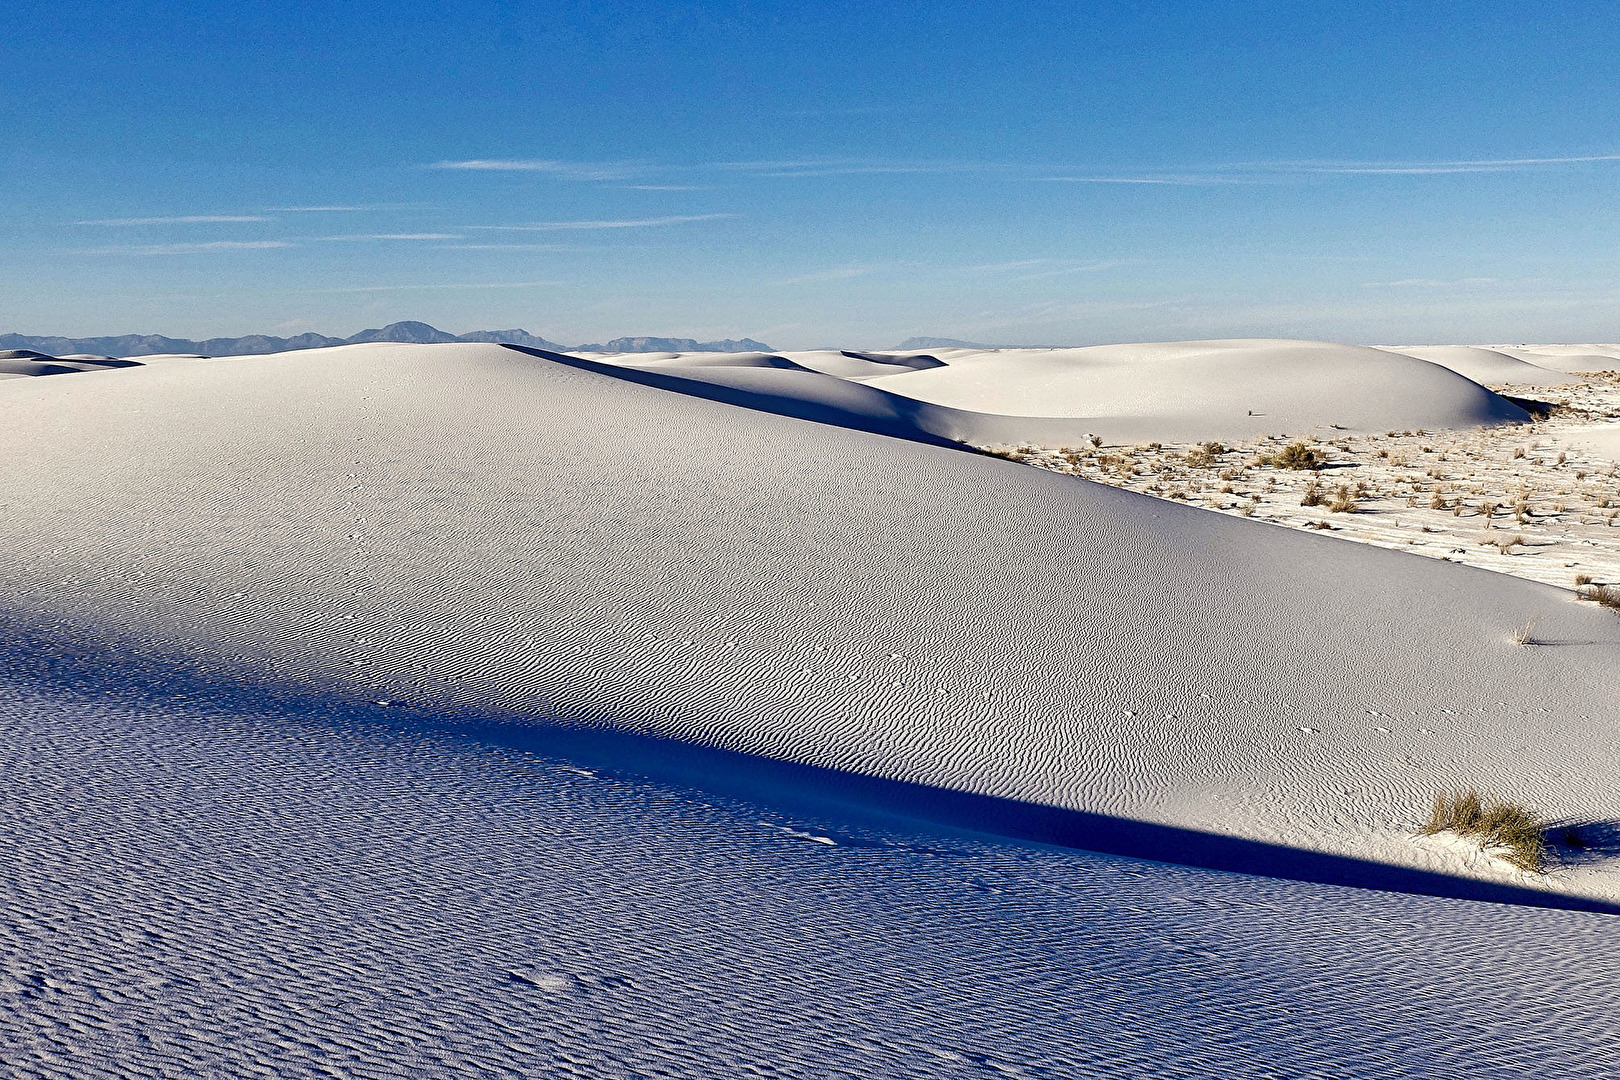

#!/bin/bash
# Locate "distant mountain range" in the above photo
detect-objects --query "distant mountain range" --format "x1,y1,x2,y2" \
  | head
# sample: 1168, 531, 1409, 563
0, 321, 774, 358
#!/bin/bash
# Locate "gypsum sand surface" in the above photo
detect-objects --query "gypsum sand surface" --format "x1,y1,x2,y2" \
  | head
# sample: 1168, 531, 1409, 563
1, 340, 1618, 902
978, 370, 1620, 595
5, 341, 1620, 1076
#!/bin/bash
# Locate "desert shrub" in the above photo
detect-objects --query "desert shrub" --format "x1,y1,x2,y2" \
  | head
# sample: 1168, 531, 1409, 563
1269, 441, 1323, 470
1575, 572, 1594, 587
1185, 441, 1225, 468
1300, 478, 1324, 507
1327, 485, 1357, 513
1580, 584, 1620, 610
1421, 789, 1548, 872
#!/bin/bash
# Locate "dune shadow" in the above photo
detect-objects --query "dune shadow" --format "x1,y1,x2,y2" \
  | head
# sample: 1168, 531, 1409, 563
495, 343, 965, 448
1551, 820, 1620, 868
2, 609, 1615, 916
477, 720, 1620, 914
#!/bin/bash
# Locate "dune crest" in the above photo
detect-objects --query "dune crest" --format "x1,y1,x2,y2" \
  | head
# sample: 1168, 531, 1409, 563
579, 338, 1534, 443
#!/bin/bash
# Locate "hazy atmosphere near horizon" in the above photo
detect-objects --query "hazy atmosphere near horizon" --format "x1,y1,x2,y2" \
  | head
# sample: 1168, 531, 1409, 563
5, 1, 1620, 347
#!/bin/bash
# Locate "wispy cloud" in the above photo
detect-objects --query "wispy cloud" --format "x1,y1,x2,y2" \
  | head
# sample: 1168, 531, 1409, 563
81, 240, 295, 255
713, 158, 977, 178
431, 243, 576, 251
1270, 154, 1620, 175
950, 258, 1126, 279
315, 233, 464, 241
466, 214, 733, 231
1034, 174, 1263, 186
427, 150, 1620, 190
308, 280, 559, 293
1363, 277, 1499, 289
263, 204, 380, 212
964, 259, 1052, 273
427, 159, 642, 181
775, 266, 873, 285
1013, 260, 1124, 280
75, 215, 274, 225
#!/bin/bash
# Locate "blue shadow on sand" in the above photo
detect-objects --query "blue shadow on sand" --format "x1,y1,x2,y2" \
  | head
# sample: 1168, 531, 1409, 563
5, 609, 1615, 916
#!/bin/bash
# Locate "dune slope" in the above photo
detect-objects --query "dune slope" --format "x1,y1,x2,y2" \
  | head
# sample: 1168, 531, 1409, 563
844, 339, 1531, 440
2, 341, 1618, 903
1376, 345, 1584, 387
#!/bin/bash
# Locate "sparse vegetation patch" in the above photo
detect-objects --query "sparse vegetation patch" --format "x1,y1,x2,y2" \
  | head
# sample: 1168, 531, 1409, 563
1420, 788, 1548, 872
1262, 441, 1324, 470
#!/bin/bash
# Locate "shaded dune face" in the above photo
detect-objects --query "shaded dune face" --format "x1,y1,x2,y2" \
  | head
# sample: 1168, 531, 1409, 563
854, 339, 1532, 434
2, 342, 1618, 900
577, 338, 1537, 443
0, 351, 142, 378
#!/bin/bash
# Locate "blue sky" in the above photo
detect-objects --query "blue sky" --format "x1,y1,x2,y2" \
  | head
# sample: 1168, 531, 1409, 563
3, 0, 1619, 347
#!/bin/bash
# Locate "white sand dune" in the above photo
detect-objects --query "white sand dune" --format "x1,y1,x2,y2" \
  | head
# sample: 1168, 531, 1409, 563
580, 339, 1532, 443
4, 675, 1618, 1078
592, 349, 815, 371
2, 341, 1617, 907
7, 340, 1620, 1076
783, 349, 950, 379
1375, 344, 1585, 387
1495, 344, 1620, 373
571, 337, 1537, 445
536, 347, 1104, 446
0, 349, 142, 378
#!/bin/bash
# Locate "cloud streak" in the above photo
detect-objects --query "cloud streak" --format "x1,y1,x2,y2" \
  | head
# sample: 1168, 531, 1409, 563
308, 280, 559, 293
76, 215, 274, 225
315, 233, 464, 241
1270, 154, 1620, 175
1034, 175, 1264, 186
427, 159, 642, 181
81, 241, 295, 255
426, 150, 1620, 189
775, 266, 873, 285
466, 214, 733, 231
262, 204, 384, 212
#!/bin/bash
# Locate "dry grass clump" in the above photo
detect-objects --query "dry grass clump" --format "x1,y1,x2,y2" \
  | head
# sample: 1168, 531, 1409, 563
1327, 484, 1358, 513
1184, 441, 1225, 467
1300, 477, 1324, 507
1262, 441, 1324, 470
1579, 583, 1620, 610
1490, 533, 1526, 554
1420, 789, 1548, 872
